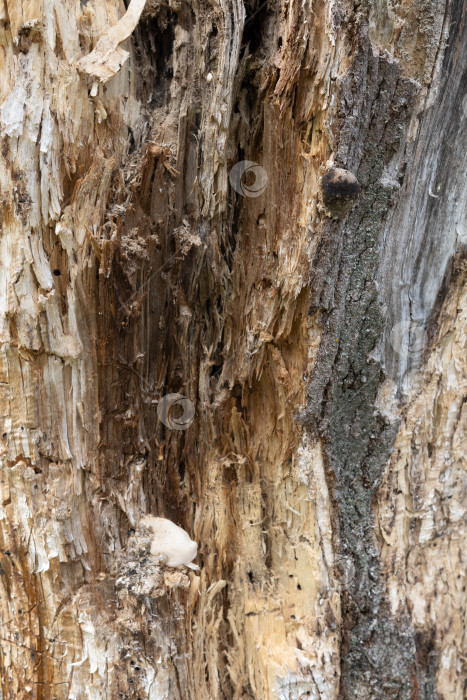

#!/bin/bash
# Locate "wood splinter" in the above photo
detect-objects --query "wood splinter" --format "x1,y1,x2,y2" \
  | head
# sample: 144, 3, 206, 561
77, 0, 148, 83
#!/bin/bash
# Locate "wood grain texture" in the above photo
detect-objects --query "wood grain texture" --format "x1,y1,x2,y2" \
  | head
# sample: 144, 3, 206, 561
0, 0, 465, 698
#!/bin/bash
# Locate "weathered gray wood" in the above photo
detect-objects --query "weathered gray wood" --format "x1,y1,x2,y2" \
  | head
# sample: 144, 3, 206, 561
0, 0, 465, 697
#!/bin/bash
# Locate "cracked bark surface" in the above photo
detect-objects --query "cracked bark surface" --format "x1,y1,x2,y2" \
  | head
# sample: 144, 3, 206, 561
0, 0, 465, 698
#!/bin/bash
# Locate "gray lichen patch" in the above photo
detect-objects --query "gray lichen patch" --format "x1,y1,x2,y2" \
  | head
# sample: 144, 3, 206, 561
306, 40, 428, 696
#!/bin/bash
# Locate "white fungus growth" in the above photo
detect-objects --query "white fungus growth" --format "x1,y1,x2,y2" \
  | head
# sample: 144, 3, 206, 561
139, 516, 199, 569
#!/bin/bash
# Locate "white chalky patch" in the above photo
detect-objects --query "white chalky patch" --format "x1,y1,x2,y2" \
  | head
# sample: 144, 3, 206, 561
140, 516, 198, 569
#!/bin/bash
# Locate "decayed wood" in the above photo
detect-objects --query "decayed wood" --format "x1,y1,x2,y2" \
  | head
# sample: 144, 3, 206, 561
376, 258, 467, 698
0, 0, 465, 698
78, 0, 149, 83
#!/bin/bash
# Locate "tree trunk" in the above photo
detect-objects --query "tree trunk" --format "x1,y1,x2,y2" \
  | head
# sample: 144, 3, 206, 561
0, 0, 465, 698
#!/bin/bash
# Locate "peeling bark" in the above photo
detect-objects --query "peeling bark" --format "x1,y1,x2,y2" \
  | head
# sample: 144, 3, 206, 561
0, 0, 465, 698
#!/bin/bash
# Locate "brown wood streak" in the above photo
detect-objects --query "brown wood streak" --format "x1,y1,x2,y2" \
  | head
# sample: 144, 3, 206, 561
0, 0, 464, 697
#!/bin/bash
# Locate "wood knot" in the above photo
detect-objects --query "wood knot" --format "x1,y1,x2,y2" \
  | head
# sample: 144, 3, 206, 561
320, 167, 361, 218
321, 168, 360, 203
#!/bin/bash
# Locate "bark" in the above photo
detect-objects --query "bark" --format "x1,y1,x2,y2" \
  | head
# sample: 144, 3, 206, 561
0, 0, 465, 698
